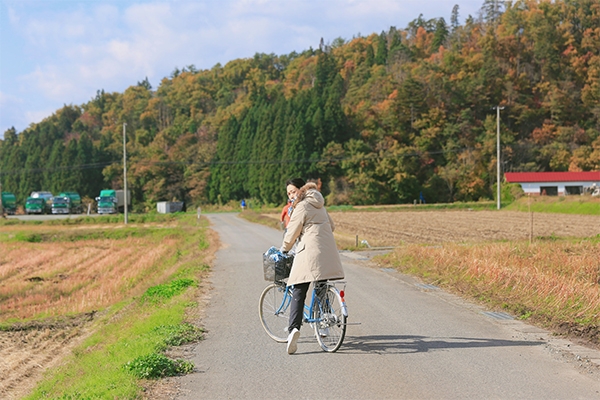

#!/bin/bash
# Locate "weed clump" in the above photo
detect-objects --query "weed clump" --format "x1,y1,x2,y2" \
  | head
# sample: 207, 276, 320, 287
154, 323, 204, 346
141, 279, 196, 303
124, 353, 194, 379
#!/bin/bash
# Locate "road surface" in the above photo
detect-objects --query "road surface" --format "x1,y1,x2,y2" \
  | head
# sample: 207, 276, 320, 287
176, 213, 600, 399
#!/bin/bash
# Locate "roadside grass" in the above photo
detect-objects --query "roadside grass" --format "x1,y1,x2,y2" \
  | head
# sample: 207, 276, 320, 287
25, 273, 205, 399
239, 195, 598, 215
0, 212, 180, 226
239, 210, 282, 230
2, 214, 213, 399
328, 201, 498, 212
0, 225, 183, 243
379, 237, 600, 346
505, 195, 600, 215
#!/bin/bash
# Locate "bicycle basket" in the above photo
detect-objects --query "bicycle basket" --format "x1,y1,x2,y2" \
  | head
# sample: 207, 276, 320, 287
263, 251, 294, 282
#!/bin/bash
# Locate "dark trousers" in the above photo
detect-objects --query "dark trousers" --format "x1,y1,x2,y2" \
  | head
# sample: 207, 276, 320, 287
288, 282, 310, 333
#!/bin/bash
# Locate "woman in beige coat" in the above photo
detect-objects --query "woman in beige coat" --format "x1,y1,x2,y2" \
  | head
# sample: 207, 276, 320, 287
280, 178, 344, 354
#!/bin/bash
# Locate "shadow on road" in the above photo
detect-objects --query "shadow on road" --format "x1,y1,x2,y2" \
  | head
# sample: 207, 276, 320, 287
337, 334, 542, 354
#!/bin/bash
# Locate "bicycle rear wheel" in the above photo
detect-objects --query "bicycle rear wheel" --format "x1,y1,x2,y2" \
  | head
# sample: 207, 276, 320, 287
258, 283, 290, 342
313, 285, 347, 352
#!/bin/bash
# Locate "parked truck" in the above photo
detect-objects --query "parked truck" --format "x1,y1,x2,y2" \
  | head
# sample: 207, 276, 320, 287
51, 195, 72, 214
1, 192, 17, 215
58, 192, 82, 213
25, 197, 51, 214
96, 189, 131, 214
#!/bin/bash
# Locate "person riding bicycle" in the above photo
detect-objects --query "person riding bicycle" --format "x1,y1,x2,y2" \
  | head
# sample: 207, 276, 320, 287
280, 178, 344, 354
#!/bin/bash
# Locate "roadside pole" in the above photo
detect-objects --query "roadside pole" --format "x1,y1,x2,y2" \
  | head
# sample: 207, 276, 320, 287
0, 163, 3, 216
123, 123, 128, 225
495, 105, 504, 210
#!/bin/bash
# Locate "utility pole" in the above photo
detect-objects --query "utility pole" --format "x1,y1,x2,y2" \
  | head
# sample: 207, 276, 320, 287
123, 123, 128, 225
495, 106, 504, 210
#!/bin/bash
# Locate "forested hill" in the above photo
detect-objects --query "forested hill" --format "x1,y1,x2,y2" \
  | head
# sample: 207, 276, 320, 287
1, 0, 599, 211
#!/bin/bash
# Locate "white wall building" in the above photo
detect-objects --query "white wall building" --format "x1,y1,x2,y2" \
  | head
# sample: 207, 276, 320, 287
505, 171, 600, 196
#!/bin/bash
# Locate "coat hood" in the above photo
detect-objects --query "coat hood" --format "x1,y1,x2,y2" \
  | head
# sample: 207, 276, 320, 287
295, 182, 323, 209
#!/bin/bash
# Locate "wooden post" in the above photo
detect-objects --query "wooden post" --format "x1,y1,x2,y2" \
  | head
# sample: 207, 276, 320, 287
528, 193, 533, 244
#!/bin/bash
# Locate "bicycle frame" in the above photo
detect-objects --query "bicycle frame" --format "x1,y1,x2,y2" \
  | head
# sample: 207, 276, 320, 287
274, 281, 347, 323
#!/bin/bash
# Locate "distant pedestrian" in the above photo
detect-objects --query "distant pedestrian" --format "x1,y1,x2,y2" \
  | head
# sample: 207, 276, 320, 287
241, 199, 247, 211
306, 177, 323, 192
280, 199, 292, 230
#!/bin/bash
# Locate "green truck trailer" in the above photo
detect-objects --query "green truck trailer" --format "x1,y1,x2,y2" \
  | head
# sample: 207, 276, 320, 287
1, 192, 17, 215
59, 192, 82, 213
96, 189, 130, 214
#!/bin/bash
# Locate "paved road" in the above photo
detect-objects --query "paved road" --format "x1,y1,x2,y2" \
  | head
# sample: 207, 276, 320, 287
176, 213, 600, 399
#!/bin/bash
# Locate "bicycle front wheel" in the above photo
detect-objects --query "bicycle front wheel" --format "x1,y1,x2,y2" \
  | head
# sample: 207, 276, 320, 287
313, 285, 347, 352
259, 283, 290, 342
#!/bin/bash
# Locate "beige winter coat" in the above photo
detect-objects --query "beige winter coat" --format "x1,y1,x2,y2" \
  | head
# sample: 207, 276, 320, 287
281, 183, 344, 285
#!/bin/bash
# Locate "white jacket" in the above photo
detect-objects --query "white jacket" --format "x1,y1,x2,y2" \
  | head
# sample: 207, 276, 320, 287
281, 183, 344, 285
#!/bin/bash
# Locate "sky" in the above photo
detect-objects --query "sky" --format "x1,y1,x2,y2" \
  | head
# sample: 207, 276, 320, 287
0, 0, 485, 139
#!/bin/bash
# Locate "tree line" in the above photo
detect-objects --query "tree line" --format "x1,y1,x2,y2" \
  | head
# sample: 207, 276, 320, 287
1, 0, 599, 210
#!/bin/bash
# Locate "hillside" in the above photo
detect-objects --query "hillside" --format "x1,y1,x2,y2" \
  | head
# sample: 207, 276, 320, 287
1, 0, 599, 210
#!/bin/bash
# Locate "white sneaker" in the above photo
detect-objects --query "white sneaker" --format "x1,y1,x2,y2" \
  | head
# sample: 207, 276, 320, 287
318, 328, 329, 338
287, 328, 300, 354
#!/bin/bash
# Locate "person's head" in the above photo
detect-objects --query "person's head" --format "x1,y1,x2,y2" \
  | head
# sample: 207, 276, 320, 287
286, 178, 305, 200
306, 178, 322, 191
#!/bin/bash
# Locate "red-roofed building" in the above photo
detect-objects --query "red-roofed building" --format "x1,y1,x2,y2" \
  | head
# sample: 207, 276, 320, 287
505, 171, 600, 196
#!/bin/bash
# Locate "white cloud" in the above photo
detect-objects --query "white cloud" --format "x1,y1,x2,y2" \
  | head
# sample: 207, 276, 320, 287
7, 5, 19, 24
25, 109, 56, 127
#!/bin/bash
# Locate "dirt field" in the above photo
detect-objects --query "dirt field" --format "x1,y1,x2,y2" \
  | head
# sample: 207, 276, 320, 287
329, 210, 600, 247
0, 224, 178, 400
0, 317, 93, 399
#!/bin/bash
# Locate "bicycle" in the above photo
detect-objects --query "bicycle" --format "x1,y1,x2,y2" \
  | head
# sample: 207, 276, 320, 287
258, 248, 348, 353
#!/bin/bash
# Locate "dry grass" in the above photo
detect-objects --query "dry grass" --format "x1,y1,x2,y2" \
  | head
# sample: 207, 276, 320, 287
382, 239, 600, 344
0, 236, 177, 322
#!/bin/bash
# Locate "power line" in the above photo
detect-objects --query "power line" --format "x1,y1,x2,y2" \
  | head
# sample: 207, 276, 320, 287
0, 146, 469, 176
1, 142, 557, 176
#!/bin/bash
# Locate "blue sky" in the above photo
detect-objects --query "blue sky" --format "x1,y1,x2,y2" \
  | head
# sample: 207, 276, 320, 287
0, 0, 485, 139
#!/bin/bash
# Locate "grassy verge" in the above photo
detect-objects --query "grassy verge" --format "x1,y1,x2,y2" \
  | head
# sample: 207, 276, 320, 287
378, 237, 600, 346
11, 214, 213, 398
238, 210, 283, 230
328, 201, 497, 212
505, 195, 600, 215
0, 212, 181, 226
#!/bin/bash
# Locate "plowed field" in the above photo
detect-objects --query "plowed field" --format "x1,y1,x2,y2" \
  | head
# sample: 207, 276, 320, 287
329, 210, 600, 247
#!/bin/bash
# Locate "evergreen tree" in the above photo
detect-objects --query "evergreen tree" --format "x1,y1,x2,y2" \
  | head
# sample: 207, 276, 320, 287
61, 139, 80, 193
388, 27, 402, 55
482, 0, 504, 26
19, 146, 42, 200
451, 4, 460, 30
375, 31, 388, 65
208, 116, 240, 203
76, 132, 95, 197
365, 44, 375, 67
432, 18, 449, 51
4, 146, 24, 199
